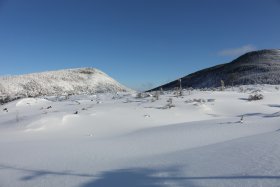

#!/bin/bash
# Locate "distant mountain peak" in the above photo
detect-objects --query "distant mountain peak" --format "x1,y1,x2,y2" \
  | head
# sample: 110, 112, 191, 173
0, 67, 130, 103
149, 49, 280, 91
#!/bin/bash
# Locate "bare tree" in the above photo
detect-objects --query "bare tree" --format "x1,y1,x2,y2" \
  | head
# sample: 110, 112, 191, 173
220, 80, 225, 91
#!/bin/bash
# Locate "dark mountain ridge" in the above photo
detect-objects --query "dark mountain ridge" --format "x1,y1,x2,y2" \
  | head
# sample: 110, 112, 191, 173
148, 49, 280, 91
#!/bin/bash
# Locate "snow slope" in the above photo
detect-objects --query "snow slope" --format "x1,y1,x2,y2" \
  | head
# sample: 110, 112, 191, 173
0, 68, 129, 103
1, 85, 280, 186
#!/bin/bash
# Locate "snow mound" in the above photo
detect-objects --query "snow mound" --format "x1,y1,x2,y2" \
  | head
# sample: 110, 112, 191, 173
16, 98, 50, 107
24, 117, 60, 132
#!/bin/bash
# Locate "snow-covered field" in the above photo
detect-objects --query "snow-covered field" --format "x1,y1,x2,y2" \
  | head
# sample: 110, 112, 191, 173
1, 85, 280, 187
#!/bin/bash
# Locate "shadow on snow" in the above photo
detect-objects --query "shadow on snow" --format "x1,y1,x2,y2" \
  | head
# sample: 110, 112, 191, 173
1, 164, 280, 187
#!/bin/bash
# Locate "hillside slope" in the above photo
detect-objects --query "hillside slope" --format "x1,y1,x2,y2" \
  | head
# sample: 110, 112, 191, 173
149, 49, 280, 91
0, 68, 129, 103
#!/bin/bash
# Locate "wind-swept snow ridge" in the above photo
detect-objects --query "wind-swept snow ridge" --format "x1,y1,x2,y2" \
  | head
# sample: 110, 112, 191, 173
0, 68, 130, 103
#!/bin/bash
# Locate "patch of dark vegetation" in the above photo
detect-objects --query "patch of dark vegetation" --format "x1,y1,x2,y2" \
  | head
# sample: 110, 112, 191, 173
0, 96, 22, 105
78, 68, 95, 74
248, 93, 264, 101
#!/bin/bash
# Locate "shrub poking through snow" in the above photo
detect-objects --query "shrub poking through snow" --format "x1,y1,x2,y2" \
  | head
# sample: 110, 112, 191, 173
248, 93, 264, 101
164, 98, 175, 109
160, 87, 164, 95
240, 115, 244, 123
239, 86, 244, 93
136, 92, 150, 99
178, 79, 183, 97
174, 87, 183, 97
178, 89, 183, 97
153, 91, 160, 100
135, 92, 142, 98
185, 98, 208, 104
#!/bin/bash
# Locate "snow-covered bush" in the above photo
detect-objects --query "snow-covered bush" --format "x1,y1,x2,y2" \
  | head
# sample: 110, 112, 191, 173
185, 98, 206, 104
185, 98, 215, 105
136, 92, 150, 99
21, 80, 44, 97
153, 91, 160, 100
135, 93, 143, 98
160, 87, 164, 95
0, 83, 6, 95
207, 99, 216, 102
163, 98, 175, 109
248, 93, 264, 101
173, 87, 183, 97
239, 86, 244, 93
0, 95, 22, 104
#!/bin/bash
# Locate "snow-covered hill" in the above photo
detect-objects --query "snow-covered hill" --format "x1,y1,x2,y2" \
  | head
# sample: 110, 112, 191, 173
1, 85, 280, 187
149, 49, 280, 91
0, 68, 130, 103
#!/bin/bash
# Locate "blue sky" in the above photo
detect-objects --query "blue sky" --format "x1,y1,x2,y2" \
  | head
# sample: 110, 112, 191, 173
0, 0, 279, 90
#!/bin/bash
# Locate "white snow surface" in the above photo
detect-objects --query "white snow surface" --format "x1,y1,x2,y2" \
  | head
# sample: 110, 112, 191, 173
0, 68, 129, 100
1, 85, 280, 186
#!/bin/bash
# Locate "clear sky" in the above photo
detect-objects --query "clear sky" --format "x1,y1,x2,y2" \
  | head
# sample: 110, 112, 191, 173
0, 0, 279, 90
